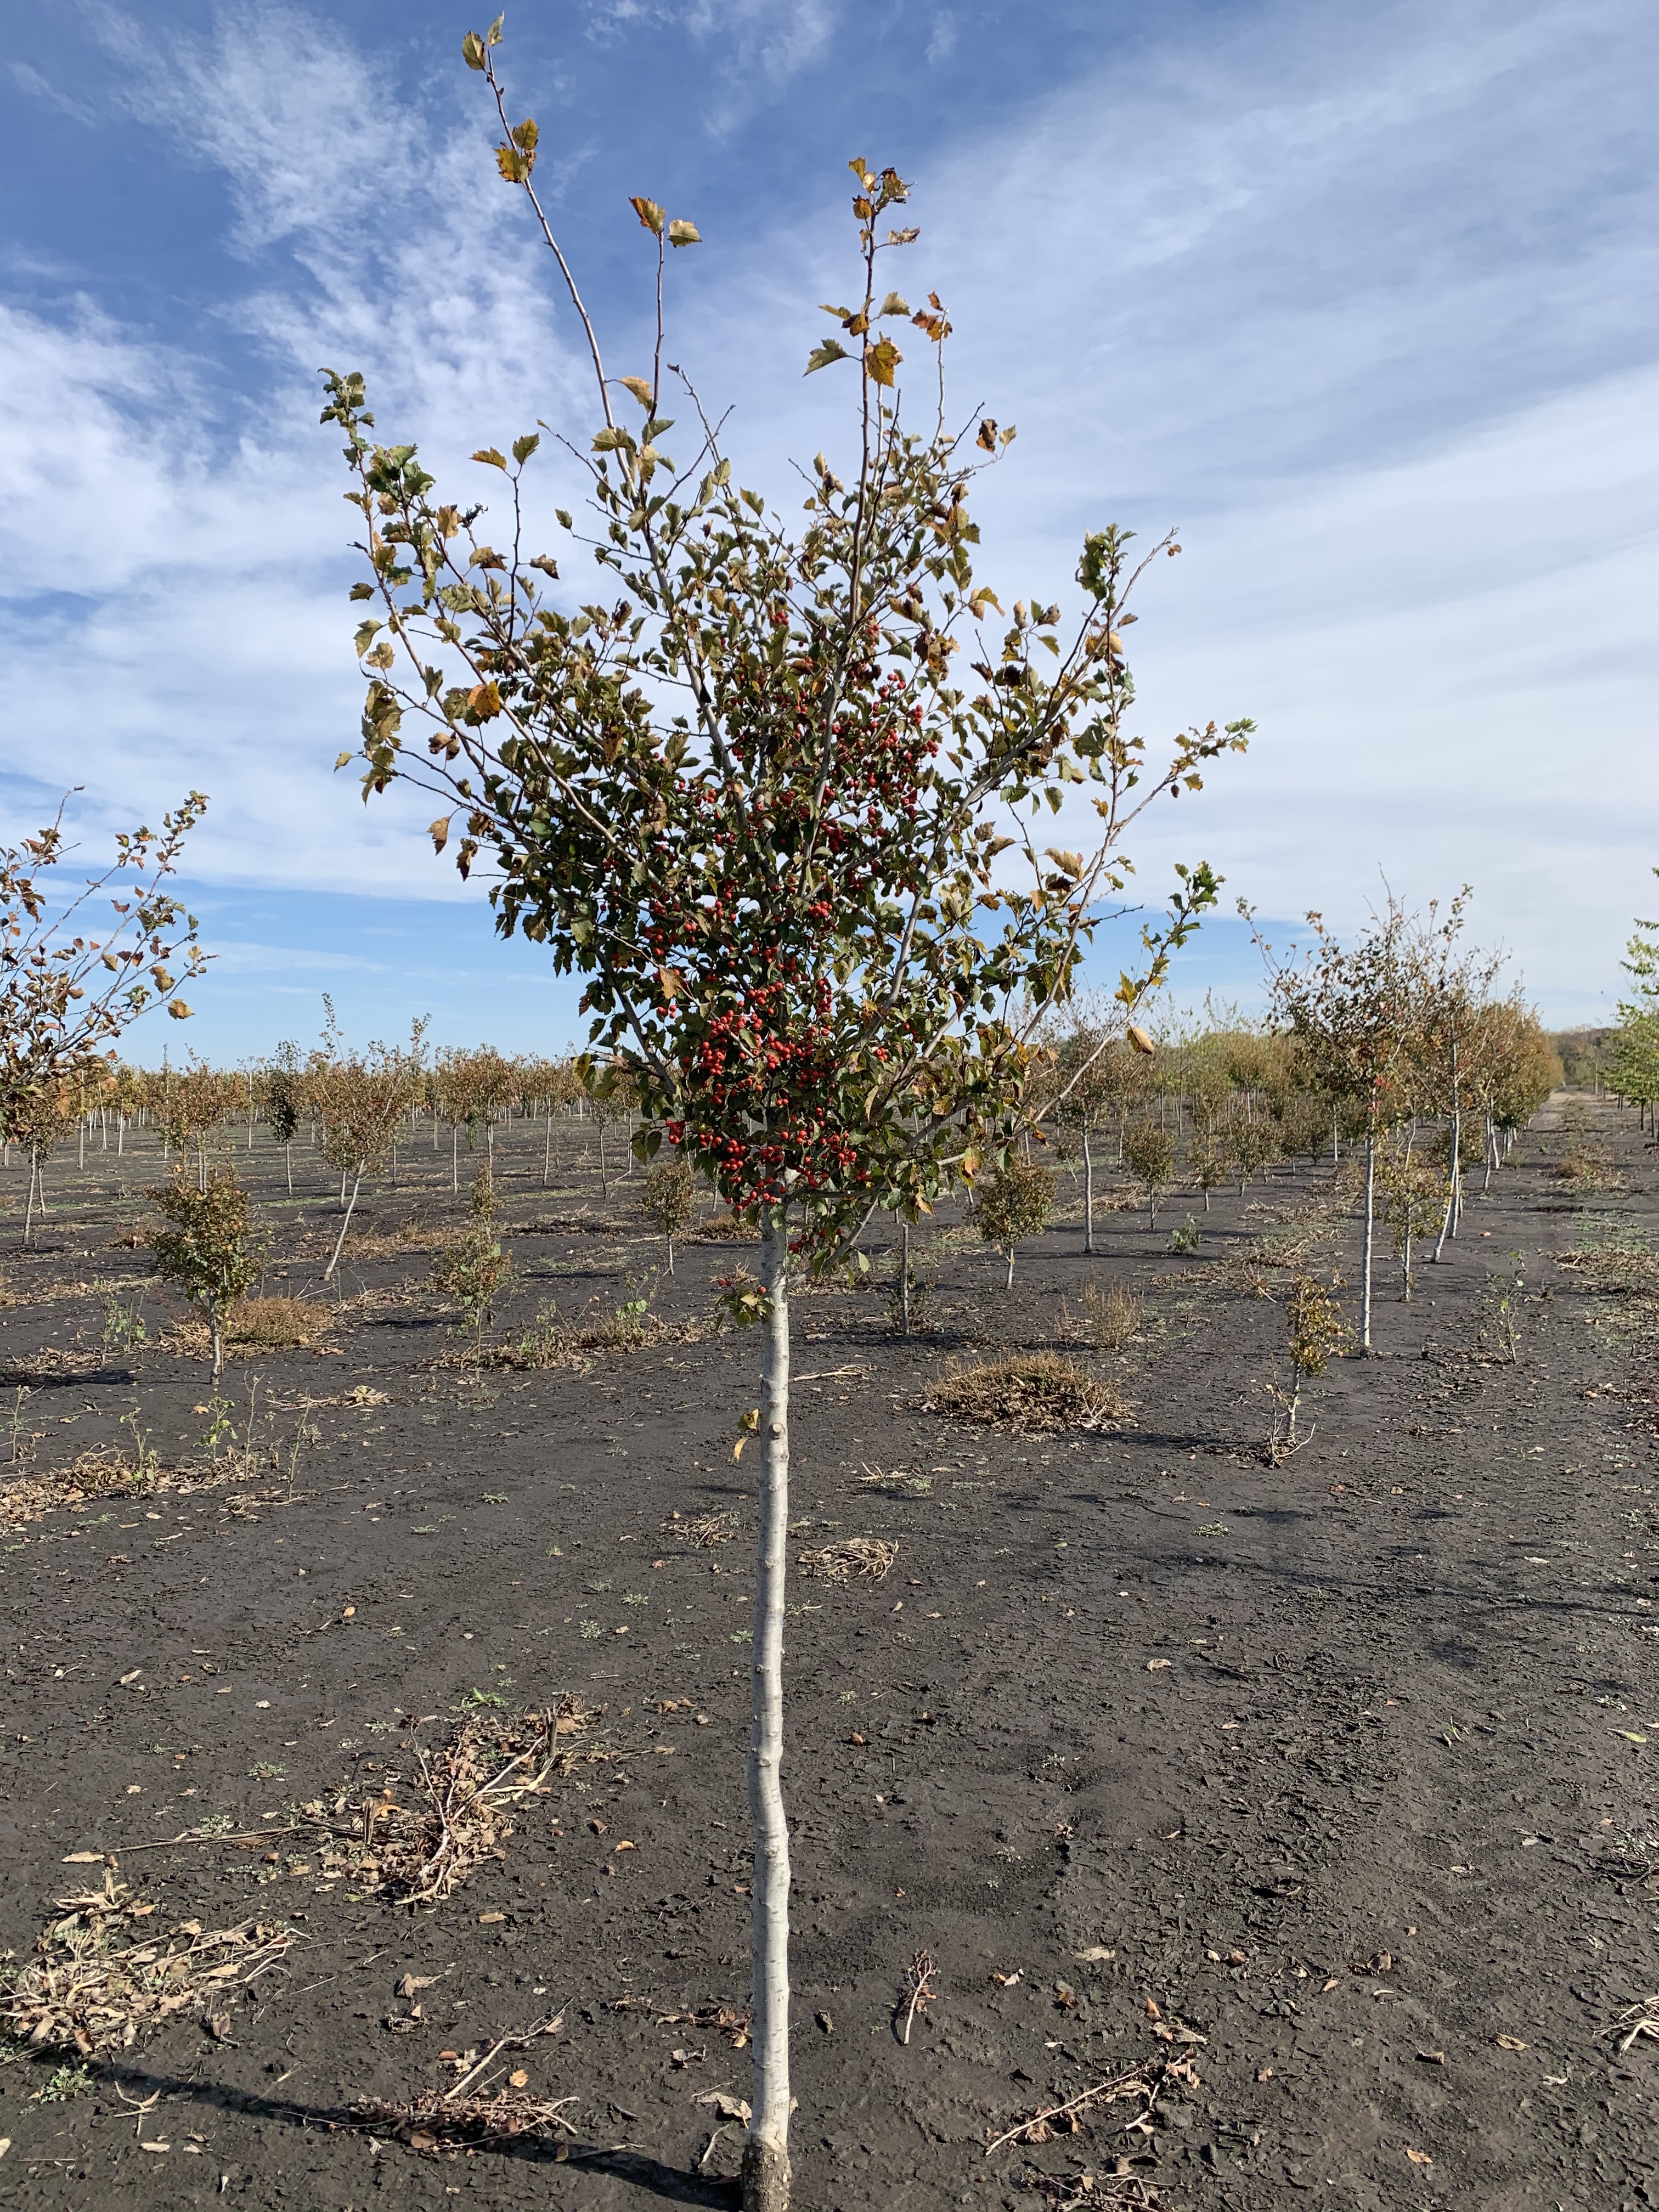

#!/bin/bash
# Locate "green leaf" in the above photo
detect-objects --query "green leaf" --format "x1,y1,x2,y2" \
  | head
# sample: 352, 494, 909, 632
511, 432, 540, 463
629, 195, 665, 236
805, 338, 851, 375
591, 426, 629, 452
472, 447, 507, 470
348, 582, 374, 601
487, 13, 504, 43
462, 29, 487, 68
876, 290, 910, 317
667, 218, 700, 246
556, 507, 573, 528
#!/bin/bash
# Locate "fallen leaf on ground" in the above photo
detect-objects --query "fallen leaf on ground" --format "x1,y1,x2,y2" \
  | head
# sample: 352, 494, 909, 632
1496, 2034, 1528, 2050
1406, 2147, 1432, 2166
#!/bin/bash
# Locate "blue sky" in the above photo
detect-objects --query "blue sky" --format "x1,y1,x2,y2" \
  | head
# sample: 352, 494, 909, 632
2, 0, 1654, 1060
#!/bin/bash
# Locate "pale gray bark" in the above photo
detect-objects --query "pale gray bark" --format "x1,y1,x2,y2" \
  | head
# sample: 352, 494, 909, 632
325, 1166, 364, 1279
1360, 1130, 1376, 1351
743, 1207, 793, 2211
1082, 1127, 1095, 1256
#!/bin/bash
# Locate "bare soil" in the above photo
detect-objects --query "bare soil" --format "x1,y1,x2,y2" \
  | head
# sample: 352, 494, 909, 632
1, 1094, 1656, 2211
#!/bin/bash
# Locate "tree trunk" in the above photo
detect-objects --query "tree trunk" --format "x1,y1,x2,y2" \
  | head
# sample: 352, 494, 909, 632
452, 1127, 459, 1193
23, 1151, 38, 1251
1082, 1128, 1094, 1256
78, 1119, 86, 1171
544, 1119, 552, 1187
667, 1234, 676, 1277
285, 1142, 294, 1196
743, 1209, 793, 2211
209, 1296, 224, 1383
900, 1218, 911, 1335
1004, 1246, 1015, 1291
1361, 1129, 1376, 1351
326, 1166, 365, 1279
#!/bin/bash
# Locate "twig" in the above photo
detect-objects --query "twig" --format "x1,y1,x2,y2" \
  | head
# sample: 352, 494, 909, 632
901, 1949, 936, 2044
443, 2007, 566, 2100
984, 2063, 1151, 2157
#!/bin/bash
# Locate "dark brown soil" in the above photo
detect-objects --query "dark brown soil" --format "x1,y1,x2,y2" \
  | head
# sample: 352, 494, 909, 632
1, 1094, 1656, 2211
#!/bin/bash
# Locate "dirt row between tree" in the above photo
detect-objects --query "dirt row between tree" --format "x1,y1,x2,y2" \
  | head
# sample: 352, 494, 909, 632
0, 1092, 1655, 2210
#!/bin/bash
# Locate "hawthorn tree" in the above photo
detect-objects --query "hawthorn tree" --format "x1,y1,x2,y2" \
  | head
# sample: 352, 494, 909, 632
1255, 896, 1420, 1353
974, 1153, 1056, 1288
148, 1165, 264, 1381
308, 1006, 430, 1276
322, 28, 1250, 2200
1609, 872, 1658, 1131
1, 794, 208, 1248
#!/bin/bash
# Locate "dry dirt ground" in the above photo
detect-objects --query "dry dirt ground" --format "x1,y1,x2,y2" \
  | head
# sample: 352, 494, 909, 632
0, 1092, 1655, 2211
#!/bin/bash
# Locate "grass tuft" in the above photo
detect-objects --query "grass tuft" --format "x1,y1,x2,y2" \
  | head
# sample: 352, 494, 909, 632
923, 1352, 1126, 1434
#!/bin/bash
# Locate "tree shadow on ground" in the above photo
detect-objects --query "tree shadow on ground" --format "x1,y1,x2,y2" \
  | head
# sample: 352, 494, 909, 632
76, 2055, 741, 2205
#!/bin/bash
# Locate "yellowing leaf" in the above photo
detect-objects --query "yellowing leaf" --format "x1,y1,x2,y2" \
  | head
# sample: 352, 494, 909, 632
495, 144, 532, 184
976, 416, 998, 450
461, 29, 487, 68
430, 816, 452, 854
472, 447, 508, 470
864, 335, 901, 386
629, 195, 665, 235
876, 290, 910, 317
805, 338, 850, 375
335, 751, 354, 770
167, 1001, 194, 1020
667, 218, 700, 246
1127, 1024, 1156, 1057
619, 375, 656, 410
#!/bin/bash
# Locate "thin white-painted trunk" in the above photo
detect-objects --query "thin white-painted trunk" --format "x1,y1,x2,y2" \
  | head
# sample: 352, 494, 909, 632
325, 1166, 365, 1279
1082, 1127, 1095, 1256
1360, 1129, 1376, 1351
743, 1207, 793, 2211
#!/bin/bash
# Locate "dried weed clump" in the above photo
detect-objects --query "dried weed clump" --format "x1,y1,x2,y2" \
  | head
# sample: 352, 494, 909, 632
353, 2083, 578, 2156
375, 1701, 601, 1906
0, 1869, 297, 2056
924, 1352, 1126, 1435
797, 1536, 898, 1582
663, 1507, 738, 1549
1062, 1280, 1143, 1355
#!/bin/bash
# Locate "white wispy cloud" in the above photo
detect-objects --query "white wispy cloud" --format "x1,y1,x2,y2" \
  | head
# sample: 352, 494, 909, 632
2, 0, 1652, 1036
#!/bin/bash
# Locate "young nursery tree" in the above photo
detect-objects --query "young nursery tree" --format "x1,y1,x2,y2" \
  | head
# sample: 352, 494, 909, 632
1254, 896, 1421, 1355
148, 1166, 265, 1381
1268, 1273, 1348, 1459
1122, 1119, 1176, 1227
641, 1153, 698, 1273
310, 1008, 430, 1277
975, 1154, 1057, 1289
323, 32, 1250, 2199
1, 794, 208, 1246
1609, 872, 1659, 1131
266, 1043, 305, 1195
431, 1157, 512, 1346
